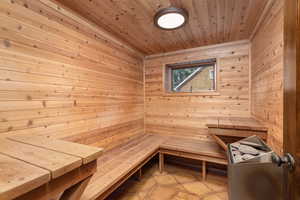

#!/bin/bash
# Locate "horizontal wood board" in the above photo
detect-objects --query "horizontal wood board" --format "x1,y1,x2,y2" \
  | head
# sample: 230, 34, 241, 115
8, 135, 103, 164
251, 0, 284, 154
0, 153, 50, 200
0, 138, 82, 179
144, 41, 251, 141
0, 0, 144, 151
161, 137, 226, 159
206, 117, 268, 131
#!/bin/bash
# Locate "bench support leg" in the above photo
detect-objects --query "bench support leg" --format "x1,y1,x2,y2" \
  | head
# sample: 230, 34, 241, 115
159, 152, 164, 173
137, 168, 142, 181
202, 161, 206, 181
60, 176, 92, 200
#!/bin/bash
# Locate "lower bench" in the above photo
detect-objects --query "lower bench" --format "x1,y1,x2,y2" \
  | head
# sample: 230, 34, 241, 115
80, 134, 227, 200
159, 136, 227, 180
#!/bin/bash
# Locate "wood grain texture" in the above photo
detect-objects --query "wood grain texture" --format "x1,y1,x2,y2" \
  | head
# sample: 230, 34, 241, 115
283, 0, 300, 199
0, 136, 101, 200
59, 176, 92, 200
81, 135, 162, 200
81, 134, 226, 200
211, 134, 228, 151
15, 160, 97, 200
59, 0, 270, 55
160, 136, 226, 159
208, 128, 267, 140
0, 0, 144, 151
144, 41, 251, 141
0, 153, 50, 200
206, 117, 268, 131
0, 138, 82, 179
251, 0, 284, 155
8, 135, 103, 164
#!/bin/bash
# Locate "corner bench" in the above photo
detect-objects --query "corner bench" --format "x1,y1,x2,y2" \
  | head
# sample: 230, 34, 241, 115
80, 134, 227, 200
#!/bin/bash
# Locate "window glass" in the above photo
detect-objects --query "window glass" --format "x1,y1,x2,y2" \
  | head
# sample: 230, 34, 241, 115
166, 59, 217, 93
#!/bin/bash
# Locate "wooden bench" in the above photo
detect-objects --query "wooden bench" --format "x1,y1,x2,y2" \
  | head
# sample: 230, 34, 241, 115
79, 117, 265, 200
207, 117, 268, 151
80, 134, 227, 200
0, 135, 103, 200
80, 135, 163, 200
159, 137, 227, 180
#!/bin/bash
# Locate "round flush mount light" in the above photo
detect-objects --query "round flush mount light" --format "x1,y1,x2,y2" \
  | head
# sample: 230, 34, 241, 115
154, 7, 188, 30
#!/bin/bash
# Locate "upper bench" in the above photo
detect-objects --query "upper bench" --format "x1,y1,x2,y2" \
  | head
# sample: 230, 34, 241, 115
0, 135, 103, 200
206, 117, 268, 150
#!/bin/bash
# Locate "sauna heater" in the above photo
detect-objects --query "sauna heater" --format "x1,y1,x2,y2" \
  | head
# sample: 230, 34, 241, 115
227, 136, 284, 200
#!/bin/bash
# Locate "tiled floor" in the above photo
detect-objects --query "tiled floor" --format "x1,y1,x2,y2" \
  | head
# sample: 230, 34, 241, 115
106, 162, 228, 200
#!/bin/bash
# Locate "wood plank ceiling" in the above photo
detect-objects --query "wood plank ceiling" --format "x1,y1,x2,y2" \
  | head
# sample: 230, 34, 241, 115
60, 0, 270, 55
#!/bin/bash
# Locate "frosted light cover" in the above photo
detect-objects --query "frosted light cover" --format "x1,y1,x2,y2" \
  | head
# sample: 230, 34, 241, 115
157, 13, 185, 29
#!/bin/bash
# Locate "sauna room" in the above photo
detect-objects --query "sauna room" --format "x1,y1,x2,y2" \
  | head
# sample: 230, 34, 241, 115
0, 0, 299, 200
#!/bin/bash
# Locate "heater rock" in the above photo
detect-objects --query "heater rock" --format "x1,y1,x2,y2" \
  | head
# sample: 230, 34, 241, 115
238, 144, 259, 156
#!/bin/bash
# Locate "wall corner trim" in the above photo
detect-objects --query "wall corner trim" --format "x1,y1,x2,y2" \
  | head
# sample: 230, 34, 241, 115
145, 40, 250, 60
250, 0, 276, 41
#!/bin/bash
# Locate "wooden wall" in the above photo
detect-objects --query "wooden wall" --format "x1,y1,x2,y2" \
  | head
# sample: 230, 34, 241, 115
251, 0, 284, 154
144, 41, 251, 141
0, 0, 144, 150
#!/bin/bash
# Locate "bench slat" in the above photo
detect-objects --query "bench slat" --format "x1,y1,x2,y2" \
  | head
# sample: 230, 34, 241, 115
8, 135, 103, 164
0, 154, 50, 200
0, 138, 82, 179
207, 117, 268, 132
81, 135, 162, 200
161, 137, 226, 159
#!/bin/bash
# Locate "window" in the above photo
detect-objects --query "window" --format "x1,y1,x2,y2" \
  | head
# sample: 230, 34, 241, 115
209, 69, 215, 80
165, 58, 217, 93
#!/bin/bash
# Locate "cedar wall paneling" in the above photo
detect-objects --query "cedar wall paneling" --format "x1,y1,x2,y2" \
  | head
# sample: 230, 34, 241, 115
251, 0, 284, 155
144, 41, 251, 141
0, 0, 144, 150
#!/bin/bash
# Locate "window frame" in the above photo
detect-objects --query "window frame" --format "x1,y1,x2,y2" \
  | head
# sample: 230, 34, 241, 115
163, 58, 220, 96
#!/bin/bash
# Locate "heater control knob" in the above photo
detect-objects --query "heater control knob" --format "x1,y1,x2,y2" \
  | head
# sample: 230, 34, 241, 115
272, 153, 295, 171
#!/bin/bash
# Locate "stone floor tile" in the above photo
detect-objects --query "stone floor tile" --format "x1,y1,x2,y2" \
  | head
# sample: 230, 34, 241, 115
172, 172, 198, 184
173, 183, 186, 191
173, 191, 199, 200
204, 180, 227, 192
147, 185, 178, 200
138, 191, 148, 199
106, 163, 228, 200
182, 182, 212, 196
202, 194, 223, 200
216, 192, 229, 200
154, 174, 178, 185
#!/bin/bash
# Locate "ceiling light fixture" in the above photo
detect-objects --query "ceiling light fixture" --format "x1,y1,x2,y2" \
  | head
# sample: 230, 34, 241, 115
154, 7, 188, 30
